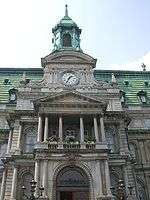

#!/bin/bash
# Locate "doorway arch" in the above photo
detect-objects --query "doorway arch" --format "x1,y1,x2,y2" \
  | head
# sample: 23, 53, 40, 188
56, 166, 90, 200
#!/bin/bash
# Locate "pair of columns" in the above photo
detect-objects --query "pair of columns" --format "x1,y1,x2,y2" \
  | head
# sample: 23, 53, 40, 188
37, 115, 106, 143
97, 160, 112, 197
35, 160, 48, 197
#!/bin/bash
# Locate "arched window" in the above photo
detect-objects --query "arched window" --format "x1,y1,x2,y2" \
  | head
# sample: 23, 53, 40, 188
137, 179, 146, 200
63, 33, 72, 47
17, 171, 33, 200
110, 173, 119, 200
23, 126, 37, 153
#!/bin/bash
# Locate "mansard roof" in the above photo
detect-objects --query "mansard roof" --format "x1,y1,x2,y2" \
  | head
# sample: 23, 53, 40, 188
0, 68, 150, 106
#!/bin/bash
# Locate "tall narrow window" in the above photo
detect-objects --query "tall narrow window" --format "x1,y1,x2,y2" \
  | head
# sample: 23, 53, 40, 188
23, 126, 37, 153
105, 126, 119, 153
63, 33, 72, 47
129, 143, 138, 161
0, 141, 8, 165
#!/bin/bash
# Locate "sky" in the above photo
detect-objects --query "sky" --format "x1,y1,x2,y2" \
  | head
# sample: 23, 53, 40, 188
0, 0, 150, 71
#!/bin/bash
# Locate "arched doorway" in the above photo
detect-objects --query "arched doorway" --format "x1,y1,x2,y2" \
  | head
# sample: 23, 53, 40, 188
56, 166, 89, 200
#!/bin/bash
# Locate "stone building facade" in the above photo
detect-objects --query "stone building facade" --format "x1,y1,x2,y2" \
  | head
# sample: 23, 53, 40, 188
0, 5, 149, 200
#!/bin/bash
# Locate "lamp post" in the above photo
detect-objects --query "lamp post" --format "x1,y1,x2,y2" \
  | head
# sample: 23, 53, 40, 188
110, 179, 134, 200
22, 179, 44, 200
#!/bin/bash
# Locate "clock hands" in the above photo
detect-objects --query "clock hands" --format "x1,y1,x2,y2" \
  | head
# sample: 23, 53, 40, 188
66, 75, 74, 83
62, 72, 78, 86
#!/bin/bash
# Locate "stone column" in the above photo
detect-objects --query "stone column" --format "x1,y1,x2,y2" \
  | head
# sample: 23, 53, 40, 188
104, 160, 112, 196
10, 166, 18, 200
100, 116, 106, 142
96, 161, 103, 197
0, 168, 7, 200
16, 123, 22, 154
58, 116, 63, 149
80, 117, 85, 148
6, 128, 13, 154
37, 116, 43, 142
58, 116, 63, 143
94, 117, 99, 142
34, 160, 40, 195
42, 160, 48, 197
44, 117, 49, 142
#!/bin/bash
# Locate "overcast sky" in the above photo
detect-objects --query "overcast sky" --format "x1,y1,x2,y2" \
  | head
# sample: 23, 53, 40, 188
0, 0, 150, 71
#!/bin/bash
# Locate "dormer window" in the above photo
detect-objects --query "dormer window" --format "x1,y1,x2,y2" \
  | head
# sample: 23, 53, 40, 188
137, 90, 147, 104
124, 81, 129, 86
63, 33, 72, 47
3, 79, 11, 85
9, 88, 17, 103
120, 90, 126, 104
144, 81, 149, 87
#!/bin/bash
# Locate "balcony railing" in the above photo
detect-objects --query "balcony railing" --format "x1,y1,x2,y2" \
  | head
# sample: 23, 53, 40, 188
35, 141, 108, 152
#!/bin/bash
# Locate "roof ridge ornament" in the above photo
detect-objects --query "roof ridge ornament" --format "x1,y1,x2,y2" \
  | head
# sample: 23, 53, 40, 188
65, 4, 68, 17
111, 73, 117, 83
20, 71, 30, 85
141, 63, 146, 71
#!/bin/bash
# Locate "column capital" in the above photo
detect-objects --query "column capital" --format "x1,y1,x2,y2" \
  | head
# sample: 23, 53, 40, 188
99, 113, 104, 118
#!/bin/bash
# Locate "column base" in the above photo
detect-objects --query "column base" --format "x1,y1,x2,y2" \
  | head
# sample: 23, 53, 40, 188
58, 142, 63, 149
81, 143, 86, 149
97, 196, 113, 200
14, 148, 21, 155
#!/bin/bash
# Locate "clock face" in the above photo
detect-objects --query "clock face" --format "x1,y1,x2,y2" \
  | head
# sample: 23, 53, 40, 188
62, 72, 79, 86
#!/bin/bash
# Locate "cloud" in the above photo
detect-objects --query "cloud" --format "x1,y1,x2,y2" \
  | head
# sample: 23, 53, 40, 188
108, 51, 150, 71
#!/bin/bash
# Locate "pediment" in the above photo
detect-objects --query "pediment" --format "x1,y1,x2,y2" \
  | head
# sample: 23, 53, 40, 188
41, 51, 97, 68
34, 91, 107, 108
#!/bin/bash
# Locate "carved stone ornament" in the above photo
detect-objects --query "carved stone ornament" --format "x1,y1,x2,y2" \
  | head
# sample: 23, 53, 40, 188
64, 153, 81, 162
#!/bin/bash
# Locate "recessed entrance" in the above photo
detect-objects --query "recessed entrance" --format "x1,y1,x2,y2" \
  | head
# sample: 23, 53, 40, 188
56, 166, 89, 200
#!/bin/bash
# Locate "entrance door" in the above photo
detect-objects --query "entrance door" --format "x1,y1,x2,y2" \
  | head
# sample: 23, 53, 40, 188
56, 166, 90, 200
60, 191, 89, 200
60, 191, 73, 200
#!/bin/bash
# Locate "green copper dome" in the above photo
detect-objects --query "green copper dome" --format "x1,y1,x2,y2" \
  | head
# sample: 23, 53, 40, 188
52, 5, 82, 52
52, 5, 78, 31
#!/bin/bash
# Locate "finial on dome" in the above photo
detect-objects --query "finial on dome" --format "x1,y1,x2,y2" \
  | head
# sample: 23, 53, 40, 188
65, 4, 68, 17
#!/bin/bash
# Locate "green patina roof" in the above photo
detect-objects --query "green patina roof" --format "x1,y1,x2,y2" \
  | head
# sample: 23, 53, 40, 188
94, 70, 150, 105
59, 15, 77, 26
52, 5, 78, 32
0, 68, 43, 103
0, 68, 150, 106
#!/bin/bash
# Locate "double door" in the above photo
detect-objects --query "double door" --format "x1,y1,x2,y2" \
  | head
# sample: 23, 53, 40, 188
59, 191, 89, 200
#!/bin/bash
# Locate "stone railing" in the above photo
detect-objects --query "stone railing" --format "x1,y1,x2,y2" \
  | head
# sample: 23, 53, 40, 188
34, 142, 108, 152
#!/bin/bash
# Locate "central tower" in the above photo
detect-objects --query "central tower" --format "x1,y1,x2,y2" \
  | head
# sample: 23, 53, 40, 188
52, 5, 82, 52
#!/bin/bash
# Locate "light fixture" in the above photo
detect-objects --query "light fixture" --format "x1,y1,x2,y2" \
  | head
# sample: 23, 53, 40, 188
110, 179, 134, 200
22, 179, 44, 200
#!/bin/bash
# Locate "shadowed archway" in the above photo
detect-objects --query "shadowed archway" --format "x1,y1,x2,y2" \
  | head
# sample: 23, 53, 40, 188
56, 166, 90, 200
